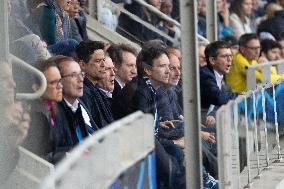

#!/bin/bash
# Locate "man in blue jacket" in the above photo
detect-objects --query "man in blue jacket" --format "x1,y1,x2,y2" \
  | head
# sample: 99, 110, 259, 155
200, 40, 239, 115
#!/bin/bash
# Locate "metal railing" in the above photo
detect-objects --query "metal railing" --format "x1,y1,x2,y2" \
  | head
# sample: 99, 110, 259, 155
11, 54, 47, 100
40, 112, 155, 189
88, 0, 210, 45
217, 81, 284, 188
247, 59, 284, 91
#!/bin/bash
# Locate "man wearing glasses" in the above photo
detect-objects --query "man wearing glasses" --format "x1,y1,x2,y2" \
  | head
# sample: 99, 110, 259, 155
200, 40, 239, 117
76, 41, 114, 129
54, 56, 98, 162
226, 33, 261, 93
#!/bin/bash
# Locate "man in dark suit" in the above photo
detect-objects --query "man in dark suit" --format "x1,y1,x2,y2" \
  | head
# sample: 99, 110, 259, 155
200, 40, 239, 115
76, 41, 114, 129
53, 56, 98, 163
107, 44, 138, 98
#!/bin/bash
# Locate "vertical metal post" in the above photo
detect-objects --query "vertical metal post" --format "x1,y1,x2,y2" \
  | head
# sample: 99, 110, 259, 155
96, 0, 103, 20
0, 0, 9, 64
233, 102, 241, 188
89, 0, 96, 18
244, 96, 251, 187
261, 87, 270, 168
206, 0, 217, 42
273, 84, 281, 161
180, 1, 202, 188
253, 91, 261, 177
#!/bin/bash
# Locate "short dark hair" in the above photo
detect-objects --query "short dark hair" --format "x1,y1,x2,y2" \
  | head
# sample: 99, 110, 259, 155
136, 42, 168, 77
107, 44, 138, 67
223, 35, 238, 47
239, 33, 259, 47
205, 40, 231, 65
261, 39, 281, 54
76, 40, 105, 64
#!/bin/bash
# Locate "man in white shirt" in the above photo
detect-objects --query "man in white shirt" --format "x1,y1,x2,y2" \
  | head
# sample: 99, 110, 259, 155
52, 56, 98, 163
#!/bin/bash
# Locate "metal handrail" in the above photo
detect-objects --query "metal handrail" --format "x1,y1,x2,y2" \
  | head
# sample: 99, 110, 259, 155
94, 0, 210, 44
133, 0, 210, 44
248, 59, 284, 69
11, 54, 47, 100
247, 59, 284, 90
134, 0, 181, 27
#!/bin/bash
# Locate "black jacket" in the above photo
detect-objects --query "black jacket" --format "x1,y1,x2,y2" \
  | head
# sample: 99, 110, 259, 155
80, 78, 114, 129
112, 77, 156, 120
258, 10, 284, 40
24, 99, 98, 164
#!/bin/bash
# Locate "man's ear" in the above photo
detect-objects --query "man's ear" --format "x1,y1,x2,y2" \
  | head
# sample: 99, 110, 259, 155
32, 84, 39, 92
209, 57, 215, 66
79, 60, 86, 71
239, 46, 245, 54
144, 67, 152, 77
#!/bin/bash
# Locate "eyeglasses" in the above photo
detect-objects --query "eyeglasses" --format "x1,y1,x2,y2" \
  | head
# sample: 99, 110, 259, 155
245, 46, 261, 51
48, 79, 62, 88
62, 71, 85, 80
216, 54, 233, 60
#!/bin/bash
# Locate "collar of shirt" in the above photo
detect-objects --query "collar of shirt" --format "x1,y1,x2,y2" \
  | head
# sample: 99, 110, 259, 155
115, 78, 124, 89
64, 99, 79, 113
213, 69, 223, 89
99, 88, 113, 98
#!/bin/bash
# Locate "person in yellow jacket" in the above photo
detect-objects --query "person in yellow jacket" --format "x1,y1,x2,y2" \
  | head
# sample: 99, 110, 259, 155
226, 33, 282, 93
226, 34, 261, 92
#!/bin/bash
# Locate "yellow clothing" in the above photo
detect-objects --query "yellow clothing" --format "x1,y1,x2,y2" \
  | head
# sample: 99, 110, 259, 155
226, 53, 282, 93
226, 53, 260, 93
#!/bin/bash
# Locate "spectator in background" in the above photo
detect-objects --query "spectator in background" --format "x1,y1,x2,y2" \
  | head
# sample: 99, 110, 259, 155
257, 9, 284, 40
159, 0, 181, 47
230, 0, 254, 38
256, 2, 283, 26
117, 0, 162, 44
78, 0, 89, 14
26, 0, 79, 56
98, 7, 118, 31
260, 39, 281, 61
223, 35, 239, 55
68, 0, 88, 42
217, 0, 232, 39
197, 0, 206, 37
107, 44, 138, 97
226, 33, 261, 92
259, 39, 284, 80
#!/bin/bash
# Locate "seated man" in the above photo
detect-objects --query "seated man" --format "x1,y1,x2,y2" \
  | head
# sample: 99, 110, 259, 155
53, 56, 98, 163
226, 33, 262, 93
97, 56, 116, 108
107, 44, 138, 97
76, 40, 114, 129
200, 40, 239, 115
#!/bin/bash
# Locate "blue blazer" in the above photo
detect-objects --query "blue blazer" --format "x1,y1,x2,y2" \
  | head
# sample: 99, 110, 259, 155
200, 66, 238, 109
